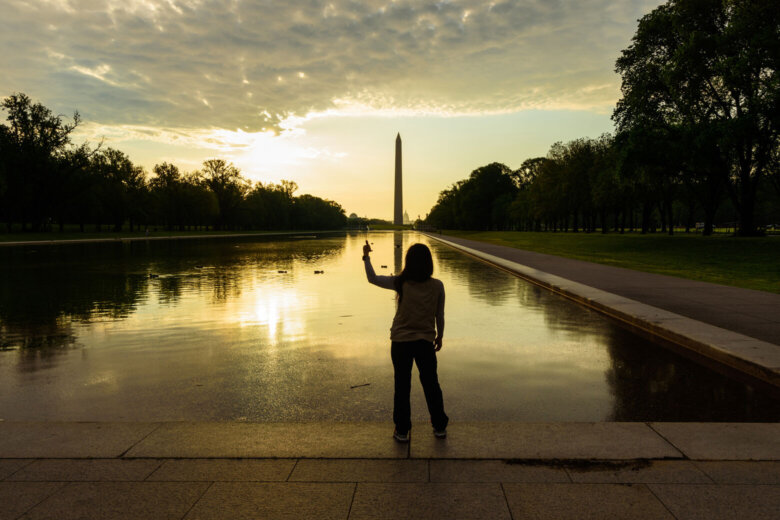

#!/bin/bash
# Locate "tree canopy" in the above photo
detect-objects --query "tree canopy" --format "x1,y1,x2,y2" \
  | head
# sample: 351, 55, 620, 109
0, 93, 347, 233
614, 0, 780, 236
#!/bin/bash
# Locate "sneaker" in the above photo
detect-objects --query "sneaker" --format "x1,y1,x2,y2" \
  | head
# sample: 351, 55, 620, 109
393, 428, 410, 443
433, 428, 447, 439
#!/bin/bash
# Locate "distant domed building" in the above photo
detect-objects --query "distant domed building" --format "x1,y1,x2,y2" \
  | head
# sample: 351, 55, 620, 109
348, 212, 358, 219
403, 210, 411, 225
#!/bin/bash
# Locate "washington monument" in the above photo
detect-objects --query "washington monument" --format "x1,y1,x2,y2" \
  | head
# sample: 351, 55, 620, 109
394, 133, 403, 225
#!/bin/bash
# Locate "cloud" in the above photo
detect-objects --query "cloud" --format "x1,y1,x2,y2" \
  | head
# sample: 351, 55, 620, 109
1, 0, 662, 133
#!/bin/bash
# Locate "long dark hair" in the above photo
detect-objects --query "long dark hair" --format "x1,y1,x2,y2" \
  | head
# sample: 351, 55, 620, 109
394, 243, 434, 301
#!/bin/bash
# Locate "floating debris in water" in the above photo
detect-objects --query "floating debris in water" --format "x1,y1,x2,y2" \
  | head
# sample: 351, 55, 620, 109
277, 270, 287, 273
350, 383, 371, 389
339, 315, 353, 318
380, 265, 387, 268
314, 270, 324, 274
149, 273, 159, 278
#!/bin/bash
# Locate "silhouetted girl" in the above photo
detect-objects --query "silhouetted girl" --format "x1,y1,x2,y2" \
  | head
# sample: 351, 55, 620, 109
363, 239, 448, 442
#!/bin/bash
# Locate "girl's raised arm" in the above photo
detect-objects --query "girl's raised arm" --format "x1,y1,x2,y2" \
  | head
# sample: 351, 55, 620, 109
363, 239, 395, 290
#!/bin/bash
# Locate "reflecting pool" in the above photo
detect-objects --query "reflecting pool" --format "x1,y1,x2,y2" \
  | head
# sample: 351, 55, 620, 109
0, 232, 777, 422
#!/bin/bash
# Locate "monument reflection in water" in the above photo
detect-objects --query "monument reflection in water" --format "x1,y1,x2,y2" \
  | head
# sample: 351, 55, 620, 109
0, 232, 777, 422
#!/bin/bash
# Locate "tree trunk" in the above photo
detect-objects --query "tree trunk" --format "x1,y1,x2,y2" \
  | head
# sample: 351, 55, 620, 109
641, 204, 651, 234
736, 175, 759, 236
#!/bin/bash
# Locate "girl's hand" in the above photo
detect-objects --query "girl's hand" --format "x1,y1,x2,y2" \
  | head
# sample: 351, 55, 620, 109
362, 240, 372, 257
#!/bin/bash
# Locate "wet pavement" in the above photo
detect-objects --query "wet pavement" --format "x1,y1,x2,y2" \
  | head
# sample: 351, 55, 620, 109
0, 421, 778, 519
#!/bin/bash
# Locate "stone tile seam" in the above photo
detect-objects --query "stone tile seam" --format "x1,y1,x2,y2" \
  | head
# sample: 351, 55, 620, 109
688, 461, 720, 484
179, 480, 214, 520
645, 423, 689, 461
15, 481, 69, 520
1, 459, 37, 481
140, 459, 166, 481
499, 482, 516, 520
345, 482, 358, 520
636, 483, 681, 520
285, 459, 300, 482
424, 233, 780, 388
143, 459, 171, 481
118, 422, 164, 458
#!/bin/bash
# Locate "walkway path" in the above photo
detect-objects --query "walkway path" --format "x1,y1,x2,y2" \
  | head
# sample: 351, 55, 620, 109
1, 421, 778, 519
426, 233, 780, 389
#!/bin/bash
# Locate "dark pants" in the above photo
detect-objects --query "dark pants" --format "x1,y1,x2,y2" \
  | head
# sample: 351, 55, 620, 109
391, 339, 448, 434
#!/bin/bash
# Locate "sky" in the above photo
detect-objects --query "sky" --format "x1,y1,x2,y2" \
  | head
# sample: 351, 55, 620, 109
0, 0, 664, 220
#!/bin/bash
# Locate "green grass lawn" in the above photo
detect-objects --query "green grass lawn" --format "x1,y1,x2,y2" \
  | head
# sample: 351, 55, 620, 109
443, 230, 780, 294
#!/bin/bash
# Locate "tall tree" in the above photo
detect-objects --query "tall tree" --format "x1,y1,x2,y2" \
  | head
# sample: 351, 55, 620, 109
90, 148, 145, 231
198, 159, 250, 230
614, 0, 780, 236
150, 162, 184, 230
0, 93, 82, 230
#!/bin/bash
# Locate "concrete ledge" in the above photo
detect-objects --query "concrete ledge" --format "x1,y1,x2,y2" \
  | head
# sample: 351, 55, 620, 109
0, 422, 160, 458
650, 423, 780, 460
411, 422, 682, 460
124, 422, 408, 459
425, 234, 780, 389
1, 422, 777, 461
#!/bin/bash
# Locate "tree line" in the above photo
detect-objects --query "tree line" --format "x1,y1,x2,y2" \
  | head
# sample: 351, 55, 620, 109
427, 0, 780, 236
0, 93, 346, 233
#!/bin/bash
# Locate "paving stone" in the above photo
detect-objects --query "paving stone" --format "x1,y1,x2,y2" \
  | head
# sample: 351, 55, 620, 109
694, 461, 780, 484
0, 482, 64, 520
10, 459, 162, 481
411, 422, 681, 459
429, 460, 570, 483
126, 422, 406, 458
148, 459, 295, 481
650, 423, 780, 460
349, 482, 511, 519
566, 460, 711, 484
22, 482, 210, 520
649, 484, 780, 520
0, 422, 159, 458
503, 483, 674, 519
0, 459, 33, 480
289, 459, 427, 482
183, 482, 354, 520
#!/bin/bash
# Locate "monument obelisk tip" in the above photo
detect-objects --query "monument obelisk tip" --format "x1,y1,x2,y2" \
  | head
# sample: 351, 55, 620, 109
394, 133, 403, 225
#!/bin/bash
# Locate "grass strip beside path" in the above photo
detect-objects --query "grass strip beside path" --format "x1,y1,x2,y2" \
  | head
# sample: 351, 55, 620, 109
442, 231, 780, 294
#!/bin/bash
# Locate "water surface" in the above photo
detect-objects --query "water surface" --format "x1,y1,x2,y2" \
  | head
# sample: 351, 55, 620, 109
0, 232, 777, 422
